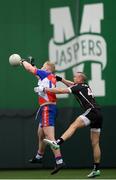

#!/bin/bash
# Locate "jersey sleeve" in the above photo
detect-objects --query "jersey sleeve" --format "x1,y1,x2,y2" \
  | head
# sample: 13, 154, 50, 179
34, 69, 50, 80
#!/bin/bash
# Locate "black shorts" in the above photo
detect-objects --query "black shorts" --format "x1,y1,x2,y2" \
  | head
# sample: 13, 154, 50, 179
84, 108, 103, 129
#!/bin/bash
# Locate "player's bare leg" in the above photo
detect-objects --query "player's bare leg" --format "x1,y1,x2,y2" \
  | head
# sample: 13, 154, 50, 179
44, 117, 85, 149
36, 126, 46, 160
43, 126, 65, 174
43, 126, 63, 156
87, 130, 101, 178
60, 117, 85, 141
91, 130, 101, 163
38, 126, 46, 155
29, 126, 46, 163
43, 117, 87, 174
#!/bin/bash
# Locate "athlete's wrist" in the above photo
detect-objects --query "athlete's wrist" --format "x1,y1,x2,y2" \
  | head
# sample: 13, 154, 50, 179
56, 75, 62, 82
20, 59, 25, 66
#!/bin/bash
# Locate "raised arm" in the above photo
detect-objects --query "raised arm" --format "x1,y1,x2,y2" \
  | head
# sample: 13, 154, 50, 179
21, 61, 36, 74
56, 75, 74, 87
45, 87, 71, 94
61, 78, 74, 87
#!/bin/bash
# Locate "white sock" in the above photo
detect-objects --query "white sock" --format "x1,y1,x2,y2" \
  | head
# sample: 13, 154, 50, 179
56, 159, 63, 165
36, 153, 43, 159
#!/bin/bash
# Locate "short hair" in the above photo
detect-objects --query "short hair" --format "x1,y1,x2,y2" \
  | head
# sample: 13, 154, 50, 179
77, 72, 87, 82
44, 61, 55, 72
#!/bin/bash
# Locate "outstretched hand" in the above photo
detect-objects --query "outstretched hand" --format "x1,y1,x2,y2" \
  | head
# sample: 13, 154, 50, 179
27, 56, 35, 66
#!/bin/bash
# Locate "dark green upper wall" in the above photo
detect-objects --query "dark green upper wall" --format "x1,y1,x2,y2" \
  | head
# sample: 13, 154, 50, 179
0, 0, 45, 109
0, 0, 116, 108
0, 0, 78, 109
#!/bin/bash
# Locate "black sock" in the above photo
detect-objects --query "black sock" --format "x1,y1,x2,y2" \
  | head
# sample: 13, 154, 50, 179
93, 163, 100, 171
56, 138, 64, 145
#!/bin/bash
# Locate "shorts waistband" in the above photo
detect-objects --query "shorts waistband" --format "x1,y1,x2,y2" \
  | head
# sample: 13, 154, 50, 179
40, 102, 56, 107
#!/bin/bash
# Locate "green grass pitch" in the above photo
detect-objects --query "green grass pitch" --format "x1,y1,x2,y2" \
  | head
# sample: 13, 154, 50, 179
0, 169, 116, 179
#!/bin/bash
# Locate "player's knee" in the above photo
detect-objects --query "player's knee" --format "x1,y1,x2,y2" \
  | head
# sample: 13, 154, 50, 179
44, 133, 55, 141
91, 140, 99, 147
70, 120, 83, 130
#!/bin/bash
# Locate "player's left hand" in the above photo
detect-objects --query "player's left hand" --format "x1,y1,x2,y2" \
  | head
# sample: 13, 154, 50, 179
27, 56, 35, 66
34, 87, 39, 93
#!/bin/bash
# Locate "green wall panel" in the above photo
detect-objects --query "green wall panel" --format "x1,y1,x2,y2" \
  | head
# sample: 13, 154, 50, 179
0, 0, 116, 109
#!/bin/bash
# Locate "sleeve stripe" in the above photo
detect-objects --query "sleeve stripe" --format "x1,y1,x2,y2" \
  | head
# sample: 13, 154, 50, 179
67, 87, 72, 93
34, 68, 37, 75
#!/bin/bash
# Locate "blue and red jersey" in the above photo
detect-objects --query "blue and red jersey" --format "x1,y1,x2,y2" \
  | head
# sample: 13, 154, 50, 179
34, 69, 57, 105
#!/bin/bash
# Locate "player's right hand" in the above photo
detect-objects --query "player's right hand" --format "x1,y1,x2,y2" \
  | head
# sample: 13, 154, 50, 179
34, 87, 39, 93
34, 86, 45, 93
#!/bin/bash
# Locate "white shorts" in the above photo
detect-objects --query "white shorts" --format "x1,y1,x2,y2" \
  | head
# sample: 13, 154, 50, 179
79, 108, 102, 132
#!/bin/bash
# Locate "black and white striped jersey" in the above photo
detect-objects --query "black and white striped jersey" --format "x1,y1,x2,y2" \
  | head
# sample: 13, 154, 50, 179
69, 83, 100, 110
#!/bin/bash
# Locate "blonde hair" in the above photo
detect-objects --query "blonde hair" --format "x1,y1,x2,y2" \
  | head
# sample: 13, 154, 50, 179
77, 72, 87, 82
44, 61, 55, 72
